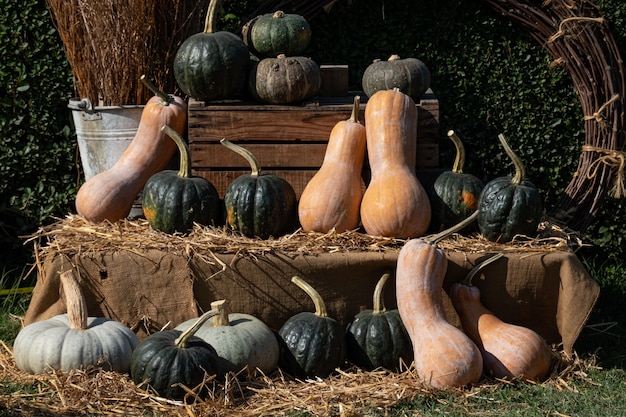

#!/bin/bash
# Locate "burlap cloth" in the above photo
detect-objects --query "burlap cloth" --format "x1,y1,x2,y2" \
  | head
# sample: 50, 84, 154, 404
24, 246, 598, 355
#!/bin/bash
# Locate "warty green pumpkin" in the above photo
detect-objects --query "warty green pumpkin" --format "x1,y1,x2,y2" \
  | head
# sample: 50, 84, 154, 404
345, 272, 413, 372
13, 270, 139, 374
477, 134, 543, 242
362, 54, 431, 101
221, 139, 297, 238
142, 125, 223, 234
130, 307, 221, 401
174, 299, 279, 377
278, 276, 346, 379
242, 10, 312, 58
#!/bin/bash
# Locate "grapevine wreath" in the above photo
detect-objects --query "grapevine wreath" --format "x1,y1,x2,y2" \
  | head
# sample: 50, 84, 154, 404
250, 0, 626, 232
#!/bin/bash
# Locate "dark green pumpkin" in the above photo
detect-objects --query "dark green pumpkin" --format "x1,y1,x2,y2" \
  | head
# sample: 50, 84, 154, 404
130, 309, 220, 401
142, 126, 223, 234
345, 273, 413, 372
430, 130, 484, 232
477, 134, 543, 242
173, 0, 249, 101
242, 10, 312, 58
221, 139, 297, 239
248, 54, 321, 104
278, 276, 346, 379
362, 54, 431, 101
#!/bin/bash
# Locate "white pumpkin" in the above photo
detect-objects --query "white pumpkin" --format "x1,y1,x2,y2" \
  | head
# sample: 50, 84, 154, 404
175, 299, 279, 376
13, 270, 139, 374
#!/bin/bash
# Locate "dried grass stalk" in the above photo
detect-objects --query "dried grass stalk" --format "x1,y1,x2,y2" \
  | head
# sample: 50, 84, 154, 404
45, 0, 210, 105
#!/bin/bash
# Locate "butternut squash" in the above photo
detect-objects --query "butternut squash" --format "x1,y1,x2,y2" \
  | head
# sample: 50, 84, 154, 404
298, 95, 367, 232
360, 88, 431, 238
396, 211, 483, 389
75, 75, 187, 223
449, 253, 553, 381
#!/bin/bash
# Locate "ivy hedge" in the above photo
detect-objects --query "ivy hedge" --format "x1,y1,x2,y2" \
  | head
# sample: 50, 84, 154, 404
1, 0, 625, 270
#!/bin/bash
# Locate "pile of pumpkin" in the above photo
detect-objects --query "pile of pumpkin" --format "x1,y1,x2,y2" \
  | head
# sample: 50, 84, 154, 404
58, 0, 553, 402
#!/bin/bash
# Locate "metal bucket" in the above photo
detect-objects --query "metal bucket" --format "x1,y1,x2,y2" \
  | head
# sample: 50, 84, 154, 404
68, 98, 145, 218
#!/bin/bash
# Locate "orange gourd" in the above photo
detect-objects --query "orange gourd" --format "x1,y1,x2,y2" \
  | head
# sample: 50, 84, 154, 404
360, 88, 431, 238
396, 212, 483, 389
449, 253, 553, 381
298, 95, 367, 232
75, 75, 187, 223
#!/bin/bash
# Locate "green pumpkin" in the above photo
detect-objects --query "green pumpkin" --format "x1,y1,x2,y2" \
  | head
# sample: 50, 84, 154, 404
242, 10, 312, 58
130, 309, 220, 401
362, 54, 431, 101
430, 130, 484, 232
174, 299, 279, 377
173, 0, 249, 101
221, 139, 297, 239
142, 126, 223, 234
278, 276, 346, 379
345, 273, 413, 372
248, 54, 321, 104
477, 134, 543, 242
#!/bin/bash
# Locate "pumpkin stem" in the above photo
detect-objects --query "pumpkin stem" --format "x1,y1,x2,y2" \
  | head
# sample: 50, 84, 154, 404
211, 299, 230, 327
462, 253, 505, 286
162, 125, 192, 178
291, 276, 328, 317
140, 75, 172, 106
220, 138, 262, 176
498, 133, 526, 185
59, 270, 88, 331
425, 210, 479, 246
175, 305, 222, 348
372, 272, 391, 314
204, 0, 223, 34
447, 130, 466, 174
272, 10, 285, 18
348, 95, 361, 124
388, 54, 401, 61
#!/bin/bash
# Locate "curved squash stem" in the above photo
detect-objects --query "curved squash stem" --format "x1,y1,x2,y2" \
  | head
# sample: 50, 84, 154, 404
372, 272, 391, 314
162, 125, 191, 178
220, 138, 262, 176
175, 306, 222, 348
498, 133, 526, 185
211, 299, 230, 327
291, 276, 328, 317
140, 75, 172, 106
60, 270, 88, 331
425, 210, 479, 246
447, 130, 466, 174
349, 95, 361, 124
462, 253, 505, 286
204, 0, 223, 34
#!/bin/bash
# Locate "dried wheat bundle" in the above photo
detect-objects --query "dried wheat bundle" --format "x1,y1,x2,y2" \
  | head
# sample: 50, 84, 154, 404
45, 0, 209, 105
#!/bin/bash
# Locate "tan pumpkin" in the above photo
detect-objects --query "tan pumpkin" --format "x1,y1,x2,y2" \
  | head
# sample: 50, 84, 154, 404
75, 75, 187, 223
449, 253, 553, 381
298, 95, 367, 232
396, 212, 483, 389
360, 88, 431, 238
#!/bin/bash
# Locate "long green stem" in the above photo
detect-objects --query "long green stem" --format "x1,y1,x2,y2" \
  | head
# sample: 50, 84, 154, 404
140, 75, 172, 105
204, 0, 224, 34
161, 125, 191, 178
462, 253, 505, 286
175, 307, 221, 348
425, 210, 479, 246
220, 138, 262, 176
292, 276, 327, 317
498, 133, 526, 185
447, 130, 466, 174
372, 272, 390, 314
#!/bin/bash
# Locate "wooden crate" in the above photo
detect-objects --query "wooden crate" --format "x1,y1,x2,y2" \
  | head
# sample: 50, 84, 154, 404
187, 89, 439, 198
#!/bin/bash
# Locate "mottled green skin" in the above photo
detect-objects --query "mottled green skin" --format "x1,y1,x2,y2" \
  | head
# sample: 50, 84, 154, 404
362, 57, 431, 101
278, 312, 346, 379
244, 12, 312, 58
430, 170, 484, 232
345, 309, 413, 372
224, 173, 297, 239
477, 175, 543, 242
130, 330, 219, 401
142, 170, 223, 234
173, 31, 249, 102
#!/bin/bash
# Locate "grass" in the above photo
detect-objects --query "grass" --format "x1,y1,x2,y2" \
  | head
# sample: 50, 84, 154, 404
0, 259, 625, 416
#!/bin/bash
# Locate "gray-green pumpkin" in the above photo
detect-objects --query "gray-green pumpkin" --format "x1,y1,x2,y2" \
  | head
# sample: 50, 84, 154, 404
242, 10, 312, 58
362, 55, 431, 101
